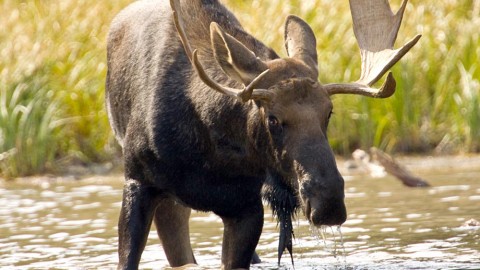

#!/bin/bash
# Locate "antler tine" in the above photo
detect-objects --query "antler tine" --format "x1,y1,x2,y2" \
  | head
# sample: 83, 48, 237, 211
171, 0, 272, 102
325, 72, 396, 98
192, 50, 272, 102
325, 0, 421, 98
170, 0, 193, 62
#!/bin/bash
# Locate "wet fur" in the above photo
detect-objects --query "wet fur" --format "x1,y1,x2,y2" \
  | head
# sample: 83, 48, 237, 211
262, 170, 300, 264
107, 0, 296, 268
106, 0, 345, 268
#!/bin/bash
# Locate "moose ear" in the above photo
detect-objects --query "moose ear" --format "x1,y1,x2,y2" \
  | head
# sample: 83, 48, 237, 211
284, 15, 318, 77
210, 22, 268, 84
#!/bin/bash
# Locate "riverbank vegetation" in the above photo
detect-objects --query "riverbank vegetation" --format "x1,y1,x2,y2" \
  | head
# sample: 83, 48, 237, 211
1, 0, 479, 178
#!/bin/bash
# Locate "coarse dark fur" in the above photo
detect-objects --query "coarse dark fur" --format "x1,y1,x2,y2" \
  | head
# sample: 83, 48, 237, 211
106, 0, 346, 269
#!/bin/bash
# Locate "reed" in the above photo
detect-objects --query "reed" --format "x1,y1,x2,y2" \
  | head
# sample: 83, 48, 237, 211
0, 0, 123, 177
226, 0, 480, 154
1, 0, 478, 177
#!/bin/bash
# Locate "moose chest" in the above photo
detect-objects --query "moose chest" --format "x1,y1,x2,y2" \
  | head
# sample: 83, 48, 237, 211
171, 167, 265, 216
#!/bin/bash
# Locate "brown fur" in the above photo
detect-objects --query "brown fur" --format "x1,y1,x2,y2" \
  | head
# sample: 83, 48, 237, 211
106, 1, 346, 269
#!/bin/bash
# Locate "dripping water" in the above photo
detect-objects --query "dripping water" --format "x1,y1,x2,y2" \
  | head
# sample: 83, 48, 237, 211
310, 224, 347, 268
337, 225, 347, 266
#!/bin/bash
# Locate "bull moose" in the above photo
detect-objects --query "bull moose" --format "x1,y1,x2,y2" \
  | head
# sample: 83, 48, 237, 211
105, 0, 420, 269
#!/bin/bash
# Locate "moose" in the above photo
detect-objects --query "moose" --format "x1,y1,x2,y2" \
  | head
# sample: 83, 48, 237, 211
105, 0, 420, 269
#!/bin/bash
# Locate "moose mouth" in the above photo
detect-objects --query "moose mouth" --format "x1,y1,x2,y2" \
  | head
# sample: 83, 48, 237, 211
305, 197, 347, 226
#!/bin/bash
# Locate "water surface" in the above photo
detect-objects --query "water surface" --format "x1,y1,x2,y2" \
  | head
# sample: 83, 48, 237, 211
1, 157, 479, 269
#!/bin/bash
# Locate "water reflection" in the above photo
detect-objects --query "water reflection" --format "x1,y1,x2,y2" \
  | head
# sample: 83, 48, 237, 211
0, 164, 479, 269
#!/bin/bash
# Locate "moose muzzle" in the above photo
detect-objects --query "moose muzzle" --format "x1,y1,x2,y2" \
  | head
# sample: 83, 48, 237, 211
294, 141, 347, 227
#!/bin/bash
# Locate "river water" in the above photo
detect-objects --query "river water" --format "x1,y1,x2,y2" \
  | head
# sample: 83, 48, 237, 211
1, 156, 479, 269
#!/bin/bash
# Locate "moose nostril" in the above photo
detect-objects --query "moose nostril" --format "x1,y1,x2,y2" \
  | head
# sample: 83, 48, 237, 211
311, 208, 341, 226
308, 198, 347, 226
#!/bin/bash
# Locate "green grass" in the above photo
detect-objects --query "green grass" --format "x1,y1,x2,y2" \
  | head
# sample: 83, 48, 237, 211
1, 0, 479, 177
0, 0, 122, 178
226, 0, 480, 154
0, 70, 58, 177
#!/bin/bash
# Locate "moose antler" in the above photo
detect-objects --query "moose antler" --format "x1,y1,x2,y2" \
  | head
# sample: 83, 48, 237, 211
170, 0, 272, 102
190, 50, 272, 102
170, 0, 193, 62
325, 0, 421, 98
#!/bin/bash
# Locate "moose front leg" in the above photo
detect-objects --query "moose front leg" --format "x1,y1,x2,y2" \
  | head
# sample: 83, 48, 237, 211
220, 203, 264, 270
153, 197, 196, 267
118, 179, 158, 270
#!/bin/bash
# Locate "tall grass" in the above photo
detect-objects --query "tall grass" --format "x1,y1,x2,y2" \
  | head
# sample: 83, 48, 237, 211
1, 0, 479, 177
226, 0, 480, 154
0, 71, 59, 177
0, 0, 124, 178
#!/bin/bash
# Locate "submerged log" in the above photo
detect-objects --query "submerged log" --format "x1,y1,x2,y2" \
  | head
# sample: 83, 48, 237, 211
370, 147, 431, 187
462, 218, 480, 227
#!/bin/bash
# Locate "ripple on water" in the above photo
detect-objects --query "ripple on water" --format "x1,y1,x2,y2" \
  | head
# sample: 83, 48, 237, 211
1, 170, 480, 269
469, 195, 480, 201
9, 234, 36, 241
381, 218, 400, 222
344, 218, 363, 225
377, 192, 392, 197
49, 232, 70, 241
405, 213, 422, 219
440, 196, 460, 202
429, 185, 471, 196
72, 202, 102, 210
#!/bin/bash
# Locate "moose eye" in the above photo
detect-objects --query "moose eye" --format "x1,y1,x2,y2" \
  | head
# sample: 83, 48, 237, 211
267, 115, 284, 142
268, 115, 280, 127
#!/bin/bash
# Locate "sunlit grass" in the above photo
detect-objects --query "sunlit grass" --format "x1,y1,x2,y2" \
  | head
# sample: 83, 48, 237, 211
0, 0, 124, 177
1, 0, 479, 177
226, 0, 480, 154
0, 72, 58, 177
